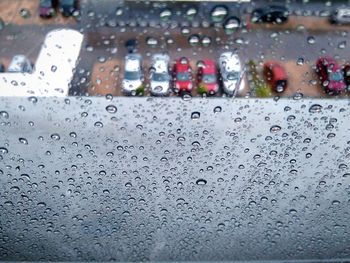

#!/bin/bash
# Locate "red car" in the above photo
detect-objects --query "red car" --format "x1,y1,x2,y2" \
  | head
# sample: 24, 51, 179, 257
39, 0, 57, 18
197, 59, 219, 95
316, 56, 346, 94
173, 57, 193, 93
263, 61, 288, 93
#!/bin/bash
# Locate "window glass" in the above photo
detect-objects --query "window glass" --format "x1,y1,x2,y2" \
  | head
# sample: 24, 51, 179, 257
0, 0, 350, 261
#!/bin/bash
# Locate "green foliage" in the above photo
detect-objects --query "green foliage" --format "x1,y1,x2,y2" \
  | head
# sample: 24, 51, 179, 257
136, 84, 145, 96
255, 83, 272, 98
248, 60, 272, 97
197, 83, 208, 95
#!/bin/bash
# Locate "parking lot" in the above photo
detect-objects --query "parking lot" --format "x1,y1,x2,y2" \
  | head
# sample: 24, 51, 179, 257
0, 0, 349, 98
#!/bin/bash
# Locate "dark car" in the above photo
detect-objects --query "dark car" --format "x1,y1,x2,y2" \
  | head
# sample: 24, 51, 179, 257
263, 61, 288, 93
125, 39, 138, 54
251, 5, 289, 24
316, 56, 346, 95
343, 64, 350, 88
59, 0, 78, 17
0, 63, 4, 73
39, 0, 57, 18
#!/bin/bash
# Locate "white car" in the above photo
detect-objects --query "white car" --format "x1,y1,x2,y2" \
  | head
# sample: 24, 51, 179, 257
149, 54, 171, 96
8, 55, 33, 73
218, 52, 245, 96
330, 8, 350, 24
122, 54, 143, 95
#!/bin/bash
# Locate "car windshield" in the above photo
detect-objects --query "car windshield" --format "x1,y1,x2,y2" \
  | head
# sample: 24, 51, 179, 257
330, 71, 344, 81
202, 73, 216, 83
176, 72, 190, 81
124, 71, 140, 80
226, 71, 240, 80
40, 0, 52, 8
152, 72, 169, 82
61, 0, 74, 5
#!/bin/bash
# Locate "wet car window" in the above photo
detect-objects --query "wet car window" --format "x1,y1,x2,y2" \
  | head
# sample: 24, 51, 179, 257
152, 72, 170, 82
176, 72, 191, 81
203, 73, 217, 83
124, 71, 141, 80
1, 0, 350, 262
227, 72, 239, 80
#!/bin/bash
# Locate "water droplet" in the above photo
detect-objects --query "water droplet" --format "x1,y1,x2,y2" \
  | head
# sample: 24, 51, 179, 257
186, 7, 197, 20
182, 94, 192, 101
69, 132, 77, 138
196, 179, 207, 185
270, 125, 282, 133
296, 57, 304, 66
51, 134, 60, 140
19, 138, 28, 144
210, 5, 228, 22
307, 36, 315, 44
94, 121, 103, 128
146, 37, 158, 47
293, 92, 303, 100
106, 105, 117, 114
20, 8, 31, 18
338, 41, 346, 49
51, 65, 57, 72
37, 202, 46, 207
327, 133, 335, 139
160, 9, 172, 21
213, 106, 222, 113
181, 27, 190, 35
98, 56, 106, 63
309, 104, 322, 113
0, 111, 9, 119
28, 96, 38, 103
223, 17, 240, 34
201, 36, 211, 47
188, 34, 200, 46
191, 112, 200, 120
0, 147, 8, 154
21, 174, 30, 180
332, 200, 340, 205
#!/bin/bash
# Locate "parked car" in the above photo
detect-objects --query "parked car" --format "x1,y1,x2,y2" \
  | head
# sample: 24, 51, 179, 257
39, 0, 57, 18
330, 8, 350, 24
343, 64, 350, 88
8, 55, 33, 73
149, 54, 171, 96
251, 5, 289, 24
263, 61, 288, 93
197, 59, 219, 95
122, 54, 143, 95
173, 57, 193, 94
125, 39, 138, 54
0, 63, 4, 73
218, 52, 245, 96
316, 56, 346, 94
59, 0, 78, 17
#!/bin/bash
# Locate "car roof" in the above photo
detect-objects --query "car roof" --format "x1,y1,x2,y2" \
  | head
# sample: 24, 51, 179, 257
125, 54, 142, 71
317, 56, 340, 69
175, 57, 190, 72
264, 61, 287, 79
151, 54, 169, 73
201, 59, 216, 74
337, 8, 350, 15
